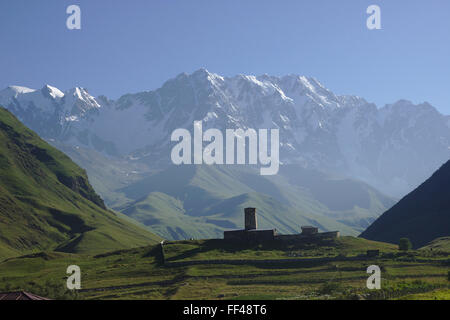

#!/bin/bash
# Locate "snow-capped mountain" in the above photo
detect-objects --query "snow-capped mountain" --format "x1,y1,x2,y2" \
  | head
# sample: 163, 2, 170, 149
1, 68, 449, 197
0, 84, 100, 140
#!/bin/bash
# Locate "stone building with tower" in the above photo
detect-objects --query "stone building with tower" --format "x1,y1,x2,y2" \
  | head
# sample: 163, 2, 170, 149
224, 207, 339, 243
224, 208, 277, 242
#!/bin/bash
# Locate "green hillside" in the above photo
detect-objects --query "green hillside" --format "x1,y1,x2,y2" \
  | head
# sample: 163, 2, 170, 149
116, 165, 393, 239
49, 141, 149, 208
122, 191, 357, 240
0, 236, 448, 300
0, 107, 161, 260
420, 237, 450, 252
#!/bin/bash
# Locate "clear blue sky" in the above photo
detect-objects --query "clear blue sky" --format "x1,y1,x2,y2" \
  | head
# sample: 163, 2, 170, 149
1, 0, 449, 114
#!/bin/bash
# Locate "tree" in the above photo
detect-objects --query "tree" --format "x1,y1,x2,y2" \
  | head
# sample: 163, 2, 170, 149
399, 238, 412, 251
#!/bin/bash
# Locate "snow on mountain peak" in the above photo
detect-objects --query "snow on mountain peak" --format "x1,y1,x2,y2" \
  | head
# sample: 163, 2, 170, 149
192, 67, 211, 77
42, 84, 64, 99
0, 86, 36, 100
337, 95, 369, 108
9, 85, 36, 94
190, 68, 225, 87
67, 87, 101, 109
2, 70, 449, 198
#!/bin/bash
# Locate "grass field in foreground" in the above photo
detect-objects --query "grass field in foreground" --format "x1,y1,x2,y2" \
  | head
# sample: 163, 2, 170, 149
0, 237, 448, 300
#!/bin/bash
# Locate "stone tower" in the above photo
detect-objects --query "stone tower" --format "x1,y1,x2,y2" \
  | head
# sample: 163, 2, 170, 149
245, 207, 257, 230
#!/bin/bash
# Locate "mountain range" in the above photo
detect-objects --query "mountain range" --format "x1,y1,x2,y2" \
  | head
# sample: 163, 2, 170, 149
1, 69, 449, 240
1, 69, 449, 198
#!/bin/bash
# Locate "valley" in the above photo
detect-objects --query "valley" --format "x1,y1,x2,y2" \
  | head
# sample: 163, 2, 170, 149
1, 1, 449, 304
0, 70, 449, 301
1, 69, 449, 244
0, 237, 448, 300
55, 143, 395, 240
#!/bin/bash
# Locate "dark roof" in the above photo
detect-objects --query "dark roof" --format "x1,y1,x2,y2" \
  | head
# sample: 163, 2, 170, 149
0, 291, 51, 300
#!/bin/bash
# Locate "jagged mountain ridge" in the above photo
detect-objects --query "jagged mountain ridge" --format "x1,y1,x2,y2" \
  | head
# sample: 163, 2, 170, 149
1, 69, 449, 196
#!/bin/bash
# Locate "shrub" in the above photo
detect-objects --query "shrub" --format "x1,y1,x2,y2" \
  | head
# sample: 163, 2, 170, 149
318, 282, 343, 295
399, 238, 412, 251
365, 280, 439, 300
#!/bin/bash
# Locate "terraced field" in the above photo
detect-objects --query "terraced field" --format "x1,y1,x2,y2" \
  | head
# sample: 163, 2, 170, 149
0, 237, 448, 300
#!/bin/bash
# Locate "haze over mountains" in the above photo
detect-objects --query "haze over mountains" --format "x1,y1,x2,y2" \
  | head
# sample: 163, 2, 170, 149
50, 141, 394, 239
1, 69, 448, 240
1, 69, 449, 198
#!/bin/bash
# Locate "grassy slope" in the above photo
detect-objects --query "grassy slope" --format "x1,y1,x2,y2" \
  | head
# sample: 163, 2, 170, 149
122, 189, 359, 240
163, 236, 399, 262
0, 107, 161, 260
49, 141, 149, 208
116, 165, 393, 240
0, 236, 447, 300
420, 237, 450, 252
399, 289, 450, 300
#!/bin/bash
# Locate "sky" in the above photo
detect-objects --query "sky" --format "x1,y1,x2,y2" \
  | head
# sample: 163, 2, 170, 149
0, 0, 449, 114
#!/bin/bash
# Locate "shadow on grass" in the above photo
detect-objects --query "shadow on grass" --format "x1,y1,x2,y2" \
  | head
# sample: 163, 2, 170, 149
164, 238, 339, 262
